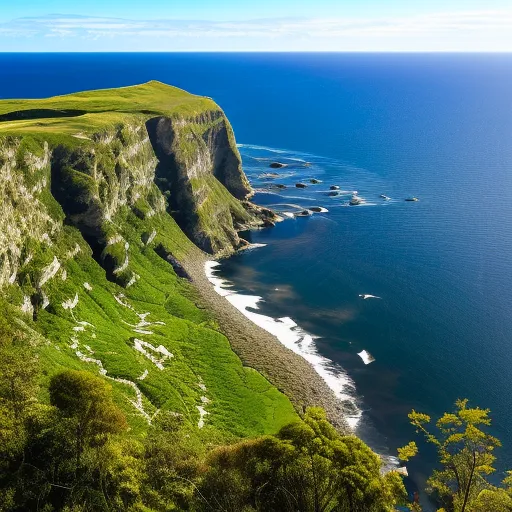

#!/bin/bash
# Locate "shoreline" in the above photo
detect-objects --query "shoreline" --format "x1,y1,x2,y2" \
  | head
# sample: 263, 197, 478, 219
181, 251, 351, 432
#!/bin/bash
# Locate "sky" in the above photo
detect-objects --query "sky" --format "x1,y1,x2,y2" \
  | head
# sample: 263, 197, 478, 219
0, 0, 511, 52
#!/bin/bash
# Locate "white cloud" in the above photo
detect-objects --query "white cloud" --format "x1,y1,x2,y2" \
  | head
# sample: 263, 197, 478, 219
1, 11, 511, 51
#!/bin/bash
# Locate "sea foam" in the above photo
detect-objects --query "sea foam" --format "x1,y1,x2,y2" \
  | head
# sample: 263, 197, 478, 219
205, 260, 362, 429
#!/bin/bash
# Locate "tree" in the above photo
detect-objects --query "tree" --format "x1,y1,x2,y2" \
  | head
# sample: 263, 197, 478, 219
49, 370, 128, 470
198, 407, 407, 512
0, 327, 39, 420
399, 399, 502, 512
141, 412, 204, 511
0, 328, 41, 511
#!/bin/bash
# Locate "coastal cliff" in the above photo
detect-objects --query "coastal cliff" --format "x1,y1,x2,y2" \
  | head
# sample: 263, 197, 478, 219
0, 81, 345, 438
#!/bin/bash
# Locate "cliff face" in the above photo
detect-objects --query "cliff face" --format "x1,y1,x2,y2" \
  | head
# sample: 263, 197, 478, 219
0, 114, 256, 293
145, 111, 258, 254
0, 82, 295, 437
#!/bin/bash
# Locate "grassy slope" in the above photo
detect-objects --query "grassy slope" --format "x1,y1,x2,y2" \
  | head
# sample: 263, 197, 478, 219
0, 81, 214, 130
0, 82, 297, 439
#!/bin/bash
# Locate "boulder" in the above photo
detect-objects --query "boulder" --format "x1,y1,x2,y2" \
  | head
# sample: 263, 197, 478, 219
295, 183, 307, 188
330, 185, 340, 190
309, 178, 321, 184
269, 162, 287, 169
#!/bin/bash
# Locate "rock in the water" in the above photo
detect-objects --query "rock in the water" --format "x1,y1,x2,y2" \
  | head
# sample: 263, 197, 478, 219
309, 206, 325, 213
274, 184, 287, 189
269, 162, 287, 169
330, 185, 340, 190
295, 183, 307, 188
309, 178, 321, 184
295, 209, 312, 217
328, 191, 339, 197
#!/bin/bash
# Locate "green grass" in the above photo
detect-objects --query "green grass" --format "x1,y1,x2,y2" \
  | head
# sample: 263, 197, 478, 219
0, 81, 216, 136
0, 82, 298, 441
31, 208, 297, 438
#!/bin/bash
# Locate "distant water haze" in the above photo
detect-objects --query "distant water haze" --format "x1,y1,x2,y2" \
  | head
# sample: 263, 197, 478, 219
2, 53, 512, 506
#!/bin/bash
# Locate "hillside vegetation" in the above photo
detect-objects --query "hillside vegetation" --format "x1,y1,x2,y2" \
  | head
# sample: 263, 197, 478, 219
0, 81, 295, 438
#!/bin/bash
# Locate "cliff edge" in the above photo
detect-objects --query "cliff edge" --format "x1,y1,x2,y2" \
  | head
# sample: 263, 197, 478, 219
0, 81, 294, 437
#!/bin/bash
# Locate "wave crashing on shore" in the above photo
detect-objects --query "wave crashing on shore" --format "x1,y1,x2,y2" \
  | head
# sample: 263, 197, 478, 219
204, 260, 362, 429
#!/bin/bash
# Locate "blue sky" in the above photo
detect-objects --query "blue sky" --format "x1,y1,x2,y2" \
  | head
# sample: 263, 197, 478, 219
1, 0, 511, 52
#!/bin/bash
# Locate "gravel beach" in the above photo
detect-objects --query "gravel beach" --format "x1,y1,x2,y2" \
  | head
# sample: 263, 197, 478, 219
182, 253, 350, 432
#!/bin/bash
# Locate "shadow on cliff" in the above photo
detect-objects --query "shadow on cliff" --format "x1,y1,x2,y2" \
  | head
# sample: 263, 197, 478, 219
145, 116, 208, 251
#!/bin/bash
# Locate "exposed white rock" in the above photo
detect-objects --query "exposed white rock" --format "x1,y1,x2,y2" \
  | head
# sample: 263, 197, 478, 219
114, 293, 135, 311
67, 243, 81, 259
113, 253, 129, 274
24, 142, 50, 172
72, 133, 91, 140
8, 268, 17, 284
83, 282, 92, 291
22, 253, 33, 267
70, 336, 79, 350
138, 369, 149, 381
134, 329, 154, 335
145, 230, 157, 246
133, 338, 173, 370
77, 320, 94, 327
61, 269, 67, 281
197, 405, 208, 429
62, 293, 78, 310
38, 256, 60, 287
40, 233, 53, 246
107, 234, 124, 246
21, 295, 33, 315
125, 272, 140, 288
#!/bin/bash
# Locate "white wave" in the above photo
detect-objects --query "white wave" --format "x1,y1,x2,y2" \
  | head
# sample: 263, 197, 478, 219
237, 143, 288, 154
357, 350, 375, 365
359, 294, 382, 300
286, 157, 308, 163
244, 243, 267, 251
204, 261, 235, 297
204, 261, 363, 429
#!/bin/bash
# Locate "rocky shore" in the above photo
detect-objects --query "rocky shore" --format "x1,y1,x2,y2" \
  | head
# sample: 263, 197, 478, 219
181, 253, 350, 433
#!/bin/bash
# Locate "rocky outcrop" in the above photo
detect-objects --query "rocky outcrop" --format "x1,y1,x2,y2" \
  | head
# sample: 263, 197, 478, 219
0, 94, 272, 295
145, 112, 270, 254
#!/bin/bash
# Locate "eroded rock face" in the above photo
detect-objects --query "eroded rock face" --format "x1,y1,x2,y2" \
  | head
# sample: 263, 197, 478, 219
0, 138, 60, 288
145, 112, 266, 254
0, 102, 271, 302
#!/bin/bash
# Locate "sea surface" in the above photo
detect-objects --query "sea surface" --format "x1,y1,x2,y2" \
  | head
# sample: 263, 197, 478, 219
2, 53, 512, 505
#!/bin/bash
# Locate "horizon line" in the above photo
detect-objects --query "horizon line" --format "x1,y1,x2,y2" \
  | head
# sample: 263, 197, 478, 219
2, 50, 512, 54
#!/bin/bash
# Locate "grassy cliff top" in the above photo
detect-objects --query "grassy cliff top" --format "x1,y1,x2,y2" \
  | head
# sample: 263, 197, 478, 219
0, 81, 217, 136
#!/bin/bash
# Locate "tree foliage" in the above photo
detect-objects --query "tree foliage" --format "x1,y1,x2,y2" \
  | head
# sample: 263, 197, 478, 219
400, 399, 511, 512
197, 407, 406, 512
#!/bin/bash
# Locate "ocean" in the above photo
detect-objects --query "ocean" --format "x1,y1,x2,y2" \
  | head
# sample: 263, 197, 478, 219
2, 52, 512, 504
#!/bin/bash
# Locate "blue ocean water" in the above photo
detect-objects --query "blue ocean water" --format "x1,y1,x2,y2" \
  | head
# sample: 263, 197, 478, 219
2, 53, 512, 503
